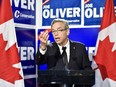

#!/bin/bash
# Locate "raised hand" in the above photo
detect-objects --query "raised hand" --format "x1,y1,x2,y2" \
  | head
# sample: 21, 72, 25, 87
39, 30, 49, 50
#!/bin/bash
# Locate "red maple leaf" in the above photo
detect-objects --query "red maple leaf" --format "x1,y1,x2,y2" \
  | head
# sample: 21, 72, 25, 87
0, 34, 22, 84
95, 36, 116, 81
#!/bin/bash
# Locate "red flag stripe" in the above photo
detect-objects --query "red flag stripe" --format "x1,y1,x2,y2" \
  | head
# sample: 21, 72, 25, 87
100, 0, 116, 30
0, 0, 12, 24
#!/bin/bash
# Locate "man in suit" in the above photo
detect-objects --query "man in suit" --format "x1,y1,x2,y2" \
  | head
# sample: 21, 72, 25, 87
35, 18, 92, 87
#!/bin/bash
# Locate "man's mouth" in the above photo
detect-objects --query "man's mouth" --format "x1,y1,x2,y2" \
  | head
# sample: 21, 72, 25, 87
55, 37, 60, 41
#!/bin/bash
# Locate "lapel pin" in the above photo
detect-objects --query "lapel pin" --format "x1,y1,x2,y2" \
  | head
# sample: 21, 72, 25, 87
73, 47, 75, 49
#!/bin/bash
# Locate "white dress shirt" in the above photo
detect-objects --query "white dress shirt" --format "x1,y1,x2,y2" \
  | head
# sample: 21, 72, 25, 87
39, 40, 70, 62
58, 40, 70, 62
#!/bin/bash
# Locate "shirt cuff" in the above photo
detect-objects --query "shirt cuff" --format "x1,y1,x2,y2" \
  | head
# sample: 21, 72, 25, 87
39, 48, 47, 55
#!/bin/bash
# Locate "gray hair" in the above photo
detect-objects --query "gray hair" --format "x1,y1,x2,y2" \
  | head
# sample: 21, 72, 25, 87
51, 18, 69, 29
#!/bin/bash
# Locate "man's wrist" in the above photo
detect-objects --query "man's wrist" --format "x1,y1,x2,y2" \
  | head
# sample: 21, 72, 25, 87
41, 48, 46, 51
39, 47, 47, 55
40, 44, 47, 51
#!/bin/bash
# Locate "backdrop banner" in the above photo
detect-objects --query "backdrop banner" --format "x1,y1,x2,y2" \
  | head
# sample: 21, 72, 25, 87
16, 28, 36, 87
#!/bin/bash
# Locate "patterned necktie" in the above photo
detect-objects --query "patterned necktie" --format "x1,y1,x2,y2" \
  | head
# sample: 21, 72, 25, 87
62, 47, 68, 68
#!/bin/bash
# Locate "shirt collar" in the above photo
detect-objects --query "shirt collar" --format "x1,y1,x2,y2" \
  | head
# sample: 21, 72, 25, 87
58, 40, 70, 53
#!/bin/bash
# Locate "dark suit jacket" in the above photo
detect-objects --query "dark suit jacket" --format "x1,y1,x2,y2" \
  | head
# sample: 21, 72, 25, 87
35, 40, 91, 70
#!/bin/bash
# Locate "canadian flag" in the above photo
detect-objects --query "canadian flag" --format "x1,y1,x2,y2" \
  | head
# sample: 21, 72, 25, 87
92, 0, 116, 87
0, 0, 25, 87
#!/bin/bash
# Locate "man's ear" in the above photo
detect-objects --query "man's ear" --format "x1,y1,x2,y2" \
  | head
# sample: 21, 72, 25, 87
67, 29, 70, 35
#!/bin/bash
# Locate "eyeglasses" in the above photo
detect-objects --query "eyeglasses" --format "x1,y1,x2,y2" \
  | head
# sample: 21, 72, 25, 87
52, 29, 67, 34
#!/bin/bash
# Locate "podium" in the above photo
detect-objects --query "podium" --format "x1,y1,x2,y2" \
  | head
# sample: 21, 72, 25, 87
38, 70, 95, 87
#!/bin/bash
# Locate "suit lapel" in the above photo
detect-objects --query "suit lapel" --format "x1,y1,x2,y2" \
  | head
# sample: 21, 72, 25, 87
68, 41, 76, 69
52, 42, 65, 70
52, 42, 61, 59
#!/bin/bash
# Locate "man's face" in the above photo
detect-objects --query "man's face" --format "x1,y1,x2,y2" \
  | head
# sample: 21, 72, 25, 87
51, 22, 69, 46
